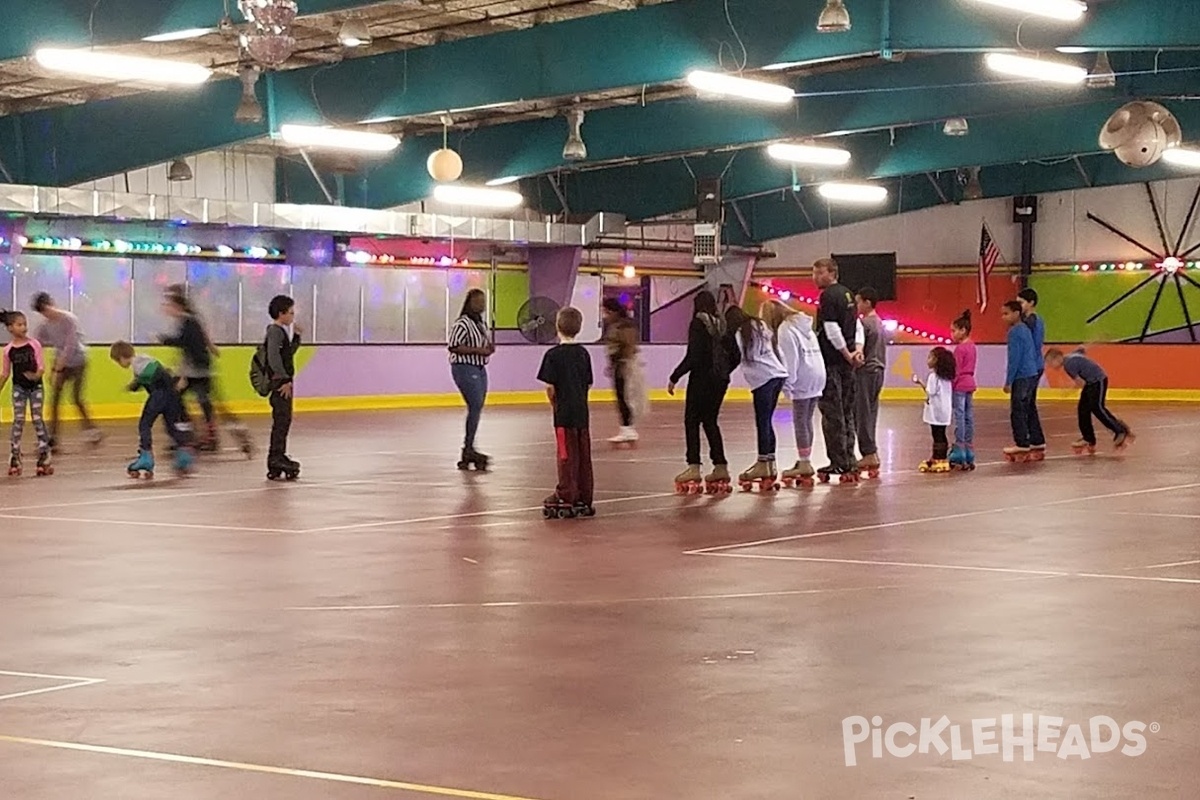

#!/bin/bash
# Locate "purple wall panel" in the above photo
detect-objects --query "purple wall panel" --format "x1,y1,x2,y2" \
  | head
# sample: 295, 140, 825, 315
294, 344, 1027, 398
649, 297, 695, 344
527, 246, 581, 307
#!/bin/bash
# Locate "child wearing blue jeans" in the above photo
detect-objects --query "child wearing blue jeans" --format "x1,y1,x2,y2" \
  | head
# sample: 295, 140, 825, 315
949, 309, 977, 469
110, 341, 195, 477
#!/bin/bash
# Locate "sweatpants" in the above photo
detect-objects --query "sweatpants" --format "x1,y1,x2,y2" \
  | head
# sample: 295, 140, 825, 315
751, 377, 784, 458
684, 380, 729, 466
1028, 370, 1046, 447
791, 397, 820, 459
553, 427, 594, 506
854, 368, 884, 457
139, 385, 192, 452
1078, 378, 1128, 445
11, 385, 50, 455
819, 365, 857, 471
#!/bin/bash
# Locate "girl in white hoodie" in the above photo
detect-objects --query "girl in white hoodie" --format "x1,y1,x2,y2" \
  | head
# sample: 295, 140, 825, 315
728, 305, 788, 488
763, 300, 827, 487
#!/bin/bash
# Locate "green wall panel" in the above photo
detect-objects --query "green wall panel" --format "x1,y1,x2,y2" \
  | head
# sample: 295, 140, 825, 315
1031, 272, 1200, 343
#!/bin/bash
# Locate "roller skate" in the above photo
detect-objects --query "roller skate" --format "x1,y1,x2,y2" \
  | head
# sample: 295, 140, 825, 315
1003, 445, 1032, 463
226, 422, 254, 458
7, 451, 20, 477
457, 447, 490, 472
1071, 438, 1097, 456
948, 445, 969, 471
1029, 444, 1047, 461
817, 464, 859, 484
608, 426, 638, 449
542, 494, 576, 519
781, 459, 816, 488
127, 449, 155, 479
83, 428, 104, 448
673, 464, 704, 495
35, 450, 53, 477
196, 423, 219, 453
573, 502, 596, 518
856, 453, 881, 480
919, 458, 951, 474
173, 447, 195, 476
1114, 430, 1135, 451
963, 443, 976, 471
738, 459, 779, 492
266, 454, 300, 481
704, 465, 733, 495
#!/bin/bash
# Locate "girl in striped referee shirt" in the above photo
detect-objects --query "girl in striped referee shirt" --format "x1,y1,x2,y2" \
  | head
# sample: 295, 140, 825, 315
448, 289, 493, 470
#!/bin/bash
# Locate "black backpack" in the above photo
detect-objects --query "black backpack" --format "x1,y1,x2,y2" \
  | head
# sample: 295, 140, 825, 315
248, 336, 271, 397
701, 314, 735, 382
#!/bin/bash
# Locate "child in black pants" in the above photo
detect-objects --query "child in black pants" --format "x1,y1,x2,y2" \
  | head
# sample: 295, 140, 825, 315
265, 295, 302, 481
1045, 347, 1134, 453
537, 306, 595, 518
110, 341, 194, 478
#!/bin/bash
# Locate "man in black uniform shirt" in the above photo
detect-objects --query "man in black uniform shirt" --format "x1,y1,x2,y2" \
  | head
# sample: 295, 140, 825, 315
813, 257, 865, 478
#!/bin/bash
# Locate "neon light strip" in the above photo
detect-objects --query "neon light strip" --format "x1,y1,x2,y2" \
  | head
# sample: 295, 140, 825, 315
343, 251, 470, 267
18, 236, 283, 261
755, 282, 953, 345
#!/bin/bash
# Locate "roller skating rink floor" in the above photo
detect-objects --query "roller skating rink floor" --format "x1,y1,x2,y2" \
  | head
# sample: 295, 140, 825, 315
1, 398, 1197, 799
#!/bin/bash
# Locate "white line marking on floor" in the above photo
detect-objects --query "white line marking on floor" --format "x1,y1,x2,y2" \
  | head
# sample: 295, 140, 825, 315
286, 575, 1062, 612
0, 735, 547, 800
695, 551, 1071, 578
0, 512, 291, 535
301, 492, 677, 533
685, 481, 1200, 554
1096, 510, 1200, 521
1137, 559, 1200, 570
0, 670, 105, 703
1074, 572, 1200, 586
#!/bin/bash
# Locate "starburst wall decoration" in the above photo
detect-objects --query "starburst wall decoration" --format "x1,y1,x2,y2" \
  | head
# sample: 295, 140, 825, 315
1086, 182, 1200, 342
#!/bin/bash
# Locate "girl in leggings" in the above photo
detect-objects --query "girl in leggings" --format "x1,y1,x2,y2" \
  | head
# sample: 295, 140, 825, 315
762, 300, 826, 487
730, 305, 788, 489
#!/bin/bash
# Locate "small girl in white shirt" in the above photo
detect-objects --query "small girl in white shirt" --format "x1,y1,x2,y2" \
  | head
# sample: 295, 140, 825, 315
911, 346, 956, 473
728, 305, 788, 489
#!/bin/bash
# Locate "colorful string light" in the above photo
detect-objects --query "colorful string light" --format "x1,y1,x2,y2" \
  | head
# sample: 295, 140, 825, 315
343, 251, 470, 267
18, 236, 283, 261
755, 282, 953, 345
1071, 260, 1200, 272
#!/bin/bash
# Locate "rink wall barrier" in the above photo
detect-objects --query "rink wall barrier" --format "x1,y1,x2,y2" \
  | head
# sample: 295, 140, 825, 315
26, 343, 1200, 421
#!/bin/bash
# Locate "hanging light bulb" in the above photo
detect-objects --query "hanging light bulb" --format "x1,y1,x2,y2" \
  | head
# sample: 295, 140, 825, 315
235, 65, 263, 124
817, 0, 851, 32
563, 108, 587, 161
962, 167, 983, 200
943, 118, 970, 137
337, 16, 372, 48
427, 118, 463, 181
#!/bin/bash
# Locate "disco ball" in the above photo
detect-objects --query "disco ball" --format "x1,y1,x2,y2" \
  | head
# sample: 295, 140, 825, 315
239, 0, 298, 69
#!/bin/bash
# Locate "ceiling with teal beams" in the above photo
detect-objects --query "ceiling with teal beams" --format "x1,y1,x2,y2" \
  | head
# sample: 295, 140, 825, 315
2, 0, 1200, 244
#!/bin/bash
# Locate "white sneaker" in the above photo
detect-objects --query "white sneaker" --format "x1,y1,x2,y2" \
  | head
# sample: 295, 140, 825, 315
609, 426, 638, 443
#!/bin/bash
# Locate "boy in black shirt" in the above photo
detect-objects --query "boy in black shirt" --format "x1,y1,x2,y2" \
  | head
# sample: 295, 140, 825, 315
537, 306, 595, 518
265, 295, 302, 481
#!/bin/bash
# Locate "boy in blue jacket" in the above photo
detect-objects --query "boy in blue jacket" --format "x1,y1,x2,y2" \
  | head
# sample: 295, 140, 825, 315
1001, 301, 1041, 461
1017, 288, 1047, 454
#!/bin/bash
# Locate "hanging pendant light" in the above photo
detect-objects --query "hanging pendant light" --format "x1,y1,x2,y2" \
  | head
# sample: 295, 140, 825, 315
427, 119, 463, 182
1086, 51, 1116, 89
234, 64, 263, 124
817, 0, 851, 33
167, 159, 193, 182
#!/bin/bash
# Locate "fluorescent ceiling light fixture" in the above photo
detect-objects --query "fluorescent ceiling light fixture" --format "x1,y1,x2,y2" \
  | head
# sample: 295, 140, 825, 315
767, 142, 852, 166
968, 0, 1087, 22
359, 115, 402, 125
34, 48, 211, 85
762, 55, 844, 71
448, 100, 518, 114
1056, 46, 1091, 54
686, 70, 794, 105
142, 27, 215, 42
984, 52, 1087, 85
433, 184, 524, 208
485, 175, 521, 186
818, 182, 889, 203
1162, 147, 1200, 168
278, 124, 400, 152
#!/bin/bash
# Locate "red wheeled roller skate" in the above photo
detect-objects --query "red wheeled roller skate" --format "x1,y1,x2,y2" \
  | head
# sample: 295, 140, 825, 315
738, 460, 779, 493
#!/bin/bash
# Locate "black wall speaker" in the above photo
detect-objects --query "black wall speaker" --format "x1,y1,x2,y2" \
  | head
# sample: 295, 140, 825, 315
697, 178, 722, 223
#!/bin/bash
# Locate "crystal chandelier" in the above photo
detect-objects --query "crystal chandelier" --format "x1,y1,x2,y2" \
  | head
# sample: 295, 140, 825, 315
238, 0, 298, 69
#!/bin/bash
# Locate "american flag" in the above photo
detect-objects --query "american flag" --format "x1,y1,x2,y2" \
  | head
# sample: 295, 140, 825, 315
977, 222, 1000, 312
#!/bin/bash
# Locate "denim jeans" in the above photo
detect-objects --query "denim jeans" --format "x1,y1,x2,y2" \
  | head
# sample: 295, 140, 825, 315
952, 390, 975, 446
1010, 376, 1037, 447
451, 363, 488, 450
751, 377, 784, 458
141, 385, 192, 452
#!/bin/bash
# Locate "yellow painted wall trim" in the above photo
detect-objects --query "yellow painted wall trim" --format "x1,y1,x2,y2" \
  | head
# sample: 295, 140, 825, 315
46, 386, 1200, 421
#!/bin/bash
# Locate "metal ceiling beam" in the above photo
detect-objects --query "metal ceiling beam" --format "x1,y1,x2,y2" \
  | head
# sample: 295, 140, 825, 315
724, 154, 1187, 246
0, 0, 374, 63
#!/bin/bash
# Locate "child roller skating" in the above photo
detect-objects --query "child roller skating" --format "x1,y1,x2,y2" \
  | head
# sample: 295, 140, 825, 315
913, 346, 955, 475
1002, 300, 1042, 462
267, 454, 300, 482
950, 309, 977, 472
537, 306, 596, 520
110, 341, 196, 480
1045, 347, 1135, 457
261, 295, 303, 481
0, 311, 54, 478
